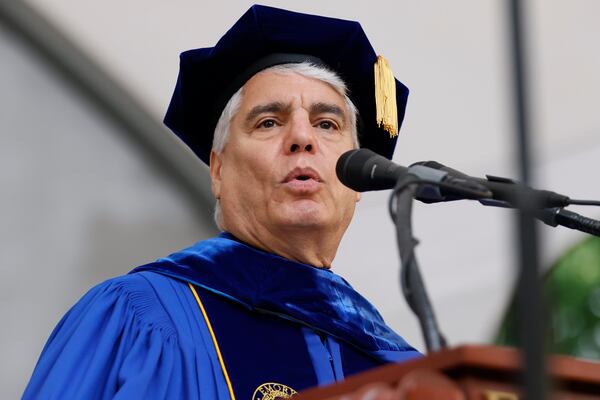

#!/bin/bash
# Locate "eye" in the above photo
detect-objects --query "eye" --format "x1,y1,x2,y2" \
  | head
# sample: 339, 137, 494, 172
316, 120, 338, 130
258, 119, 278, 129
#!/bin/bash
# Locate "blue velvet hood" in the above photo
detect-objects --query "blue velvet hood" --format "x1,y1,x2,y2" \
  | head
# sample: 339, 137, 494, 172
131, 232, 416, 356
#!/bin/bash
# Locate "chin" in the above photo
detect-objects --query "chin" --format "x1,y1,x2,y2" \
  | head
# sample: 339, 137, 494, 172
275, 201, 329, 228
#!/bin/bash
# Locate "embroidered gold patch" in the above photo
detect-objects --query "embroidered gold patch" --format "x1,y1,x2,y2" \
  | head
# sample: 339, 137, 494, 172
252, 382, 297, 400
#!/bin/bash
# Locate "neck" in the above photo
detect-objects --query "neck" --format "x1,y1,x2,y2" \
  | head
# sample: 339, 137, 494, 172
223, 224, 343, 268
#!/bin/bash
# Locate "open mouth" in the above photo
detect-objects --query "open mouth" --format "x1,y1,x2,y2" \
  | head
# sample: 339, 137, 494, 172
283, 167, 322, 184
282, 168, 323, 193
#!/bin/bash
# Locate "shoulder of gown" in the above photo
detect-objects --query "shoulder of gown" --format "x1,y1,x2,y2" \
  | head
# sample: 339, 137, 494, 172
23, 271, 230, 400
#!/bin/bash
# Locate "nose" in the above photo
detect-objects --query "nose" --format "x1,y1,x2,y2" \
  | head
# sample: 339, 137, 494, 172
284, 112, 316, 155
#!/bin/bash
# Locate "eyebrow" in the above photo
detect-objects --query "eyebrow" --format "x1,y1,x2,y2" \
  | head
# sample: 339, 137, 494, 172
244, 101, 290, 126
309, 102, 346, 120
243, 101, 347, 126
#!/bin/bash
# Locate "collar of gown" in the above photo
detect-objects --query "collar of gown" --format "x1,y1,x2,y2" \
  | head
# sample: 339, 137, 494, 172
131, 232, 415, 354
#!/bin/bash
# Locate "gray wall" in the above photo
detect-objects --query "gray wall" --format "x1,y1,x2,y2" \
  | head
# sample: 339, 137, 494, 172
0, 23, 215, 398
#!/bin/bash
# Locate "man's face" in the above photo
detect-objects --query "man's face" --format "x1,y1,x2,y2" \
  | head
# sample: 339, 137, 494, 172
210, 70, 359, 237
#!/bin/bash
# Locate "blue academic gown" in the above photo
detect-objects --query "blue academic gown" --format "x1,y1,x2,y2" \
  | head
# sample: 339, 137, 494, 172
24, 233, 420, 399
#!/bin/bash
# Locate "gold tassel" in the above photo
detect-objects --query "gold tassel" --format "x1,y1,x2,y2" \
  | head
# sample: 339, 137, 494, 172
374, 55, 398, 138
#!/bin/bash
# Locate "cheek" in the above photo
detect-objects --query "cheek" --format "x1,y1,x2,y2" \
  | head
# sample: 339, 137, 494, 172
341, 186, 359, 208
221, 152, 277, 198
328, 178, 357, 207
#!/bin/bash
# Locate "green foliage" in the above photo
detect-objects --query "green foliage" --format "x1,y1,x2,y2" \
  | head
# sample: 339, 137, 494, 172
496, 237, 600, 359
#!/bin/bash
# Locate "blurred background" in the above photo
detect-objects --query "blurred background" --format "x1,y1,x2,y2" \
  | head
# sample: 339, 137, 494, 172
2, 0, 600, 397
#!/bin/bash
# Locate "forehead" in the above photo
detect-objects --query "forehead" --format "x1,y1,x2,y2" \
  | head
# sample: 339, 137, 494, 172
239, 70, 347, 110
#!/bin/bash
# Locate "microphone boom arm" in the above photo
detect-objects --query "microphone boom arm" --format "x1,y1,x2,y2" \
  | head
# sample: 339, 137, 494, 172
478, 200, 600, 237
537, 208, 600, 237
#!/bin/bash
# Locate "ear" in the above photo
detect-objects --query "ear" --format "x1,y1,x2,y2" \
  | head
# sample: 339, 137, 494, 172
209, 150, 223, 199
356, 192, 361, 203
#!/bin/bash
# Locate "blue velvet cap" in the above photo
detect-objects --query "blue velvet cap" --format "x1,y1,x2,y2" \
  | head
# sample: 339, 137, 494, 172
164, 4, 409, 165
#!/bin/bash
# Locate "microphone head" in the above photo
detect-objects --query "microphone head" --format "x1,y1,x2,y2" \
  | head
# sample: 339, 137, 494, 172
336, 149, 375, 188
336, 149, 403, 192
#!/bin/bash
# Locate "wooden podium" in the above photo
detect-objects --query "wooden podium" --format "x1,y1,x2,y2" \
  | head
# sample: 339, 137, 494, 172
296, 345, 600, 399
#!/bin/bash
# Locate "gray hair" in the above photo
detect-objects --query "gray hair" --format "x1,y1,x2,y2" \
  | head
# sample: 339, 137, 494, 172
212, 62, 360, 229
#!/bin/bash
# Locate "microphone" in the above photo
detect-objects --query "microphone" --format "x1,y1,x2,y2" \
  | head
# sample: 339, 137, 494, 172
336, 148, 407, 191
336, 149, 572, 208
415, 160, 570, 208
336, 149, 491, 201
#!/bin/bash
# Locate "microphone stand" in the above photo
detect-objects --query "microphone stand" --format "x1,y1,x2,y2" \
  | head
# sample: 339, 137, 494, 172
385, 163, 600, 357
391, 174, 447, 353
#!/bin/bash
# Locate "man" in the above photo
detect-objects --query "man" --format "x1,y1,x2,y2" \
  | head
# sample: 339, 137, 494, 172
24, 5, 419, 399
